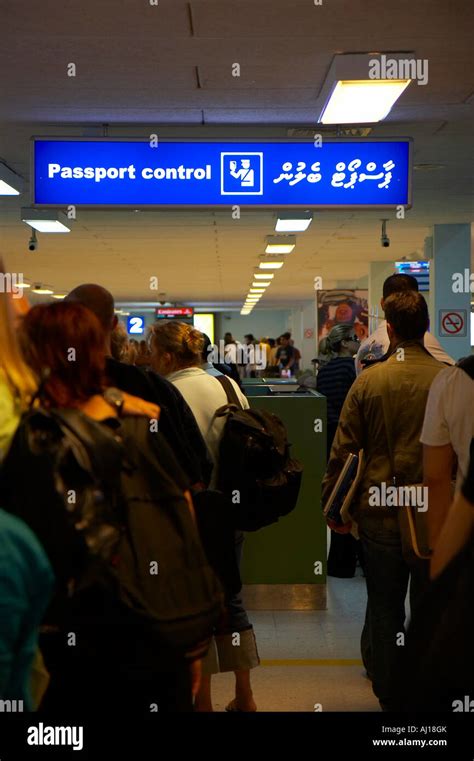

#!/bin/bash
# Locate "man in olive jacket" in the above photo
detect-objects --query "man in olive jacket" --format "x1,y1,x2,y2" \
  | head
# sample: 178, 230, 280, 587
322, 291, 445, 710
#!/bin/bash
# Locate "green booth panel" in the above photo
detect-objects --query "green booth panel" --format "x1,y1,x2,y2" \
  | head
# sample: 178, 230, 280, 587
242, 377, 298, 387
240, 388, 327, 610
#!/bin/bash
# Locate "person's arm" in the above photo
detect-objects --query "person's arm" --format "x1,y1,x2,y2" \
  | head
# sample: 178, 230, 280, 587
322, 380, 365, 507
145, 370, 212, 487
423, 443, 455, 547
430, 492, 473, 578
120, 391, 160, 420
169, 384, 213, 487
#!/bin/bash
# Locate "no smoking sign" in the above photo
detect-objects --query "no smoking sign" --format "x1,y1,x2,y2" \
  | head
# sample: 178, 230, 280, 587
439, 309, 467, 337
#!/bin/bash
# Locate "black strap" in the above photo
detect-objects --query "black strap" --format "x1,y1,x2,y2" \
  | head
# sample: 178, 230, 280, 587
214, 374, 243, 410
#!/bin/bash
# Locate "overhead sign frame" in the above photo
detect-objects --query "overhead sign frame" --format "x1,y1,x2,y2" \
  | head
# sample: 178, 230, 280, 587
31, 136, 413, 210
155, 307, 194, 318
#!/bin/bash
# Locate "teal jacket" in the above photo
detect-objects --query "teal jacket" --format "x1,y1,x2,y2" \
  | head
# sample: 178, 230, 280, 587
0, 509, 54, 709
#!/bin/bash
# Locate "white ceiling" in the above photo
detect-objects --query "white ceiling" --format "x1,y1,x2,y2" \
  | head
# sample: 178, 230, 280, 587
0, 0, 473, 307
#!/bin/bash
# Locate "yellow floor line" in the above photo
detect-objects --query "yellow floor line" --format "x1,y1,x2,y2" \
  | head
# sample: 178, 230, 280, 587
260, 658, 363, 667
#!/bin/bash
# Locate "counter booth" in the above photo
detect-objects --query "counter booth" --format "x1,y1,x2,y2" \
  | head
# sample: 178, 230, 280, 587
240, 380, 327, 610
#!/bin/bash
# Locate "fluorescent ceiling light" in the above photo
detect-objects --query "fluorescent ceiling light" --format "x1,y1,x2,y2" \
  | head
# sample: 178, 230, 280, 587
254, 273, 274, 280
250, 288, 265, 293
265, 235, 296, 254
0, 163, 24, 195
241, 310, 252, 315
276, 213, 313, 232
18, 281, 31, 288
317, 53, 413, 124
259, 262, 284, 270
252, 282, 269, 288
52, 293, 66, 299
31, 284, 54, 295
21, 208, 72, 233
320, 80, 410, 124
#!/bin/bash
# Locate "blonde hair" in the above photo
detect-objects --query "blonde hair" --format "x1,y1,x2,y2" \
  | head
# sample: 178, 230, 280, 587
110, 321, 129, 362
149, 321, 204, 368
0, 260, 37, 406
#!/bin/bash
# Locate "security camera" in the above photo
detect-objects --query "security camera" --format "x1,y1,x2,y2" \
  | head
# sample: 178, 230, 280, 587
28, 229, 38, 252
380, 219, 390, 248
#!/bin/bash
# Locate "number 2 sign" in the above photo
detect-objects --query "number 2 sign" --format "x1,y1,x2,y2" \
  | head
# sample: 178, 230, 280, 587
127, 315, 145, 335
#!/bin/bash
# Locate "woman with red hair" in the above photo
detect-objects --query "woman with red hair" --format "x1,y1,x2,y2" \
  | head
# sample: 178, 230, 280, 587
1, 301, 207, 713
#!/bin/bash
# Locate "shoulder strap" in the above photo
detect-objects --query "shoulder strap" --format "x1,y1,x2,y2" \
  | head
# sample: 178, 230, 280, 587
214, 374, 244, 410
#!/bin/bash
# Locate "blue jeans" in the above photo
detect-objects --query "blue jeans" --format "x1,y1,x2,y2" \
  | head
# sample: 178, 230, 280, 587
360, 530, 429, 709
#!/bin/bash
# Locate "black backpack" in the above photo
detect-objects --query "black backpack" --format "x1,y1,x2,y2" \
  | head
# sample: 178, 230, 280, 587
214, 375, 303, 531
1, 407, 223, 656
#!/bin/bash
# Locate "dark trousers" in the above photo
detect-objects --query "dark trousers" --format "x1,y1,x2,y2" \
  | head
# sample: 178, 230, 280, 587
39, 627, 193, 714
360, 531, 429, 710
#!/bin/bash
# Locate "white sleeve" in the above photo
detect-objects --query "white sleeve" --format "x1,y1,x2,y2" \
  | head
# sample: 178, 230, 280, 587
419, 369, 451, 446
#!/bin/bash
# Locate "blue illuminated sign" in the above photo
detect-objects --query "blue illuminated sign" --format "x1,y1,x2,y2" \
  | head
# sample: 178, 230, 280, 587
126, 315, 145, 335
33, 138, 412, 208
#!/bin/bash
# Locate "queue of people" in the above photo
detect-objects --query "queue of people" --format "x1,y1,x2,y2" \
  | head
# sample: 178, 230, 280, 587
0, 278, 257, 713
0, 266, 473, 715
323, 273, 474, 711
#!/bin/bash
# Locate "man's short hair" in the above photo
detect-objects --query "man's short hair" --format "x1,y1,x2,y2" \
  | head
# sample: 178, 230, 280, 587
384, 291, 429, 341
66, 284, 115, 332
382, 273, 419, 300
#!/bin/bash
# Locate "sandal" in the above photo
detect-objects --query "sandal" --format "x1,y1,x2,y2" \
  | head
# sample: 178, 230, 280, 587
225, 699, 257, 712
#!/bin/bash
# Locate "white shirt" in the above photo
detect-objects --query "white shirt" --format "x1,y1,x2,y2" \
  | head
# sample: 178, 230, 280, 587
167, 366, 249, 486
420, 365, 474, 489
355, 320, 454, 375
201, 361, 222, 377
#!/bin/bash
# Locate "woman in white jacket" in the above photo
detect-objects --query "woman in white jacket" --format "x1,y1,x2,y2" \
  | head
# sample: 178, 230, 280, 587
149, 320, 259, 712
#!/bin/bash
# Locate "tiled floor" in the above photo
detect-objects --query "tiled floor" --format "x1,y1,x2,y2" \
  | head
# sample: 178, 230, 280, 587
210, 575, 380, 712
